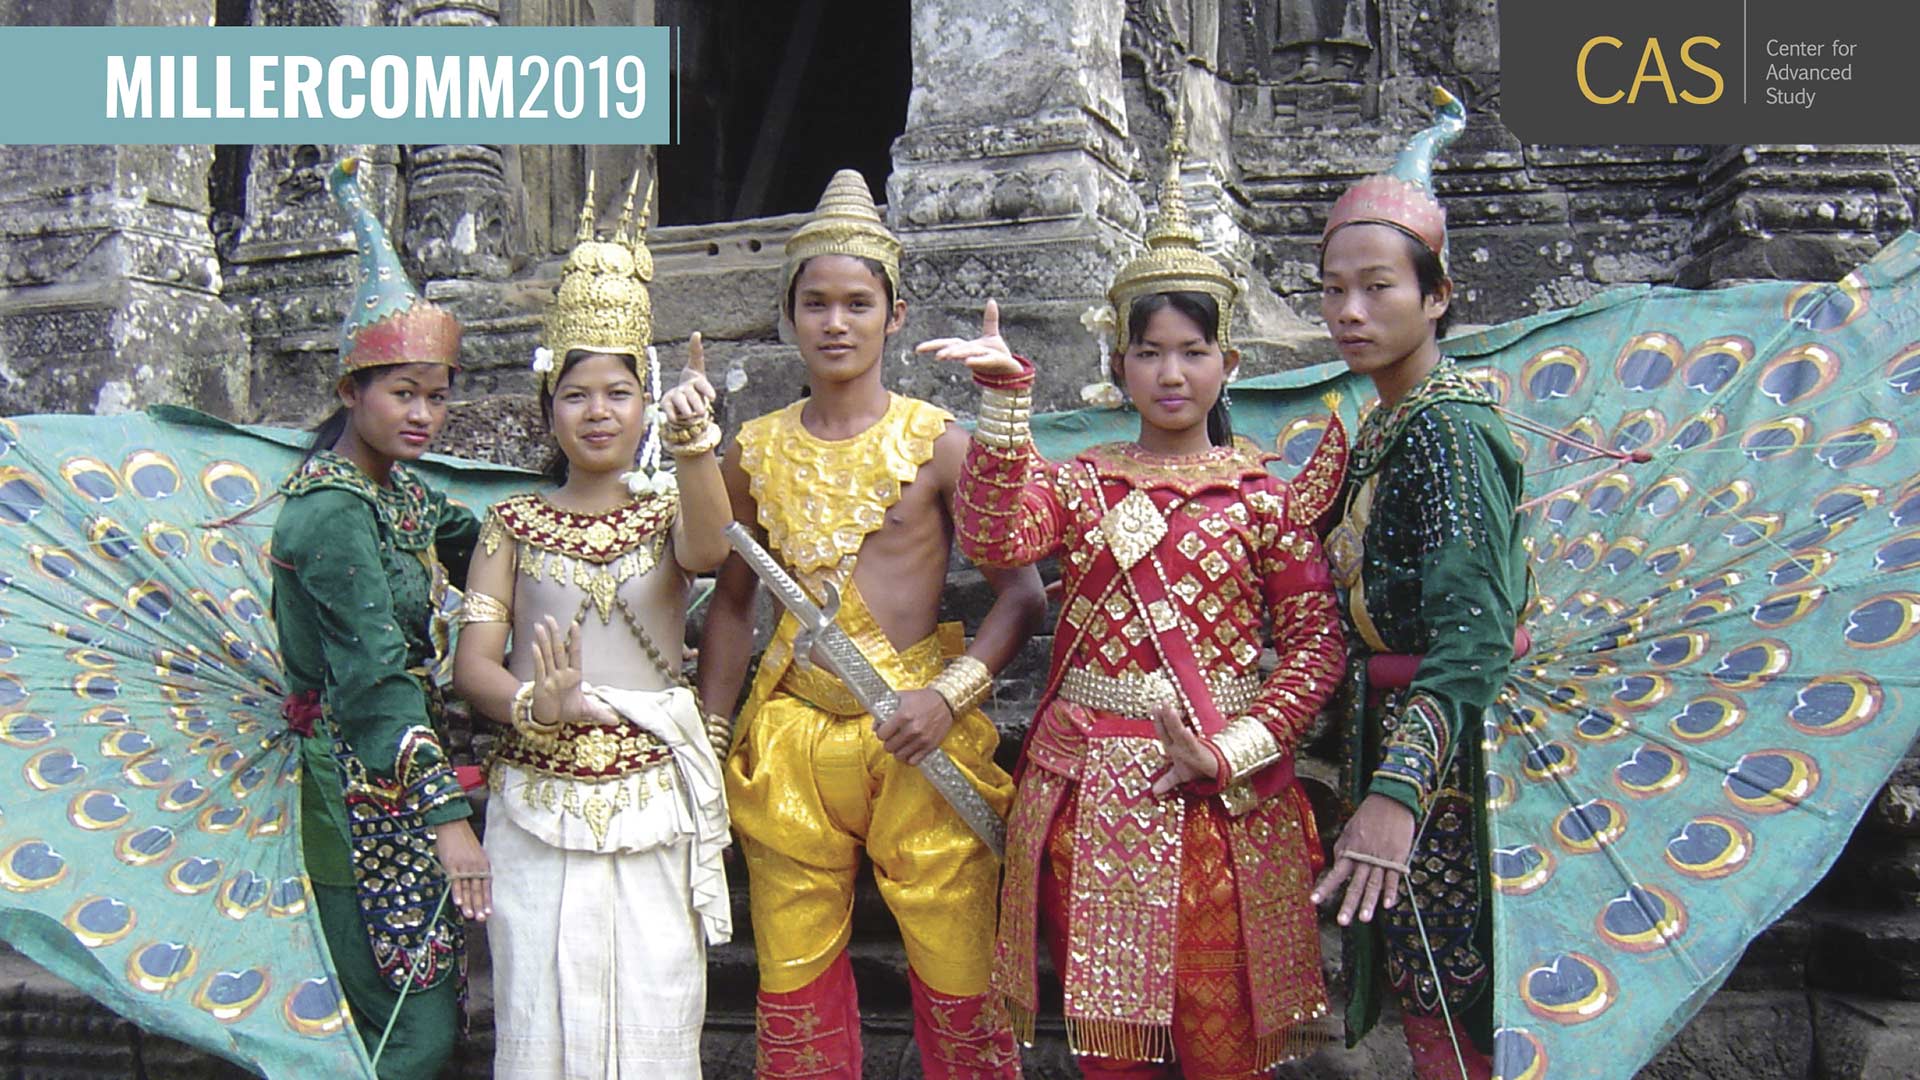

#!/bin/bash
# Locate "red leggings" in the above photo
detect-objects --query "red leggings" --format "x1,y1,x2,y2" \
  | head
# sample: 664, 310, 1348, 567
755, 950, 1020, 1079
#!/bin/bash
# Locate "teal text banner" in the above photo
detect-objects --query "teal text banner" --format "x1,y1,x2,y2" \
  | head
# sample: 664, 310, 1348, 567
0, 26, 672, 144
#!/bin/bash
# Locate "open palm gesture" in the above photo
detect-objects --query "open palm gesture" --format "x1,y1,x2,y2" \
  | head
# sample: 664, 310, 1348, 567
528, 615, 617, 730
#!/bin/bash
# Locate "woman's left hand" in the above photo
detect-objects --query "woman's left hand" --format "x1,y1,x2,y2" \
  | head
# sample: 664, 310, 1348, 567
433, 819, 491, 921
659, 331, 716, 424
1149, 701, 1224, 796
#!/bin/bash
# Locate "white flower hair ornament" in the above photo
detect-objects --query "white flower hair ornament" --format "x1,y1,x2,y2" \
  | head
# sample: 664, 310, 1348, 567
620, 344, 673, 499
622, 468, 677, 499
1079, 303, 1117, 341
530, 345, 555, 375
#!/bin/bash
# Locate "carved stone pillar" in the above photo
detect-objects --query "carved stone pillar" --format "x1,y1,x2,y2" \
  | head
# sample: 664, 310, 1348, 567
1679, 145, 1912, 287
209, 0, 395, 422
890, 0, 1143, 413
0, 1, 248, 418
399, 2, 511, 284
224, 141, 398, 422
403, 145, 513, 283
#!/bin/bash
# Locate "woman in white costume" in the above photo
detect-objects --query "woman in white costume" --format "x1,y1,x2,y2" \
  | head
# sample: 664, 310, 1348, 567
452, 175, 733, 1079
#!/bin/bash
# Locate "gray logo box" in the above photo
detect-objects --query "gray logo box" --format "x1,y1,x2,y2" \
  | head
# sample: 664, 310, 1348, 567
1501, 0, 1899, 144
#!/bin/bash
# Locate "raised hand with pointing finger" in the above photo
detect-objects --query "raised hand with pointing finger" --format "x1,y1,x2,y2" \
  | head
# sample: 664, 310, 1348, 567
660, 330, 717, 428
915, 298, 1025, 378
660, 330, 734, 572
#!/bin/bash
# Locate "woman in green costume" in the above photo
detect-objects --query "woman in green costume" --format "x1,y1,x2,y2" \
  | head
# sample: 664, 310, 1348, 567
268, 157, 488, 1078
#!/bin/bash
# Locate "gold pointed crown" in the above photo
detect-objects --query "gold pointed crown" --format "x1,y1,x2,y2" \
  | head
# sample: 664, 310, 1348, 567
1106, 85, 1239, 347
783, 169, 902, 305
541, 169, 655, 393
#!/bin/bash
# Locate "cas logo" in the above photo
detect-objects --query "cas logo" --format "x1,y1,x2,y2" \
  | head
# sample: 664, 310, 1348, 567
1576, 35, 1725, 105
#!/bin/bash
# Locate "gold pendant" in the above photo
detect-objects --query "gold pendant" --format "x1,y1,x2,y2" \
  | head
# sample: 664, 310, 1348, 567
583, 793, 612, 849
1326, 475, 1375, 589
1100, 488, 1167, 570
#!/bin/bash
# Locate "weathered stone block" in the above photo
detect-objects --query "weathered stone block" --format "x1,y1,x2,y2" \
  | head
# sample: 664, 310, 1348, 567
1724, 909, 1812, 991
1810, 992, 1920, 1080
1810, 908, 1920, 1001
1636, 990, 1815, 1079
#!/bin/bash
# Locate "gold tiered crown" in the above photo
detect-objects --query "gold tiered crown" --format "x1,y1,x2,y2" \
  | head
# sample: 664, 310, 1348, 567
783, 169, 902, 306
1105, 91, 1239, 347
541, 170, 656, 393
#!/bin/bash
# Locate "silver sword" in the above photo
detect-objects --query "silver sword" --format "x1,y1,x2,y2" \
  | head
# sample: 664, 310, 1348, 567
722, 522, 1007, 858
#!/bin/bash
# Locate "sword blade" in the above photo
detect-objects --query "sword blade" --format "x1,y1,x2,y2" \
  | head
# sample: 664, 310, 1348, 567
723, 523, 829, 633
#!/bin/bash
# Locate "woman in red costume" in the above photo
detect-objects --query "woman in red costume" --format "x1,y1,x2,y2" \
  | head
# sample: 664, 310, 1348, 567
921, 104, 1351, 1079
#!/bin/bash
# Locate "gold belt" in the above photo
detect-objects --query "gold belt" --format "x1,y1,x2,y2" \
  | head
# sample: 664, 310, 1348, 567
491, 722, 670, 781
775, 628, 952, 718
1057, 668, 1263, 719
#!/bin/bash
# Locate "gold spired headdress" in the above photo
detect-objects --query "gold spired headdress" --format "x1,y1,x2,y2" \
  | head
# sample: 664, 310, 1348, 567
783, 169, 903, 304
539, 169, 656, 394
1106, 84, 1240, 348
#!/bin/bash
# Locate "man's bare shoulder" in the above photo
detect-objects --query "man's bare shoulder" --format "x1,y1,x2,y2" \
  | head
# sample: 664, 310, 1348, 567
927, 421, 971, 486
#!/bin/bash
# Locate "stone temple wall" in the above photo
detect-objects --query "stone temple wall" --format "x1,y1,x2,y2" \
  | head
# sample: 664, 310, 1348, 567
3, 1, 1920, 1076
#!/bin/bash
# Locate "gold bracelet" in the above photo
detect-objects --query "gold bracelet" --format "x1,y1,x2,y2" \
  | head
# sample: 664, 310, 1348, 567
975, 386, 1032, 449
703, 711, 734, 756
662, 405, 714, 440
1213, 716, 1282, 784
458, 590, 511, 625
511, 680, 559, 736
928, 655, 993, 717
665, 421, 722, 458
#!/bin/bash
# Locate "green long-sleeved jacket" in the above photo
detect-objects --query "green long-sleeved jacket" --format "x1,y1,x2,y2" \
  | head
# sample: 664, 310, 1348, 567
269, 450, 478, 887
1332, 359, 1527, 1047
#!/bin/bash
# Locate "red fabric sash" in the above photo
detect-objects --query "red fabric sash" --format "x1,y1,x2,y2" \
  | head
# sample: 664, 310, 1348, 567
280, 689, 322, 738
1367, 629, 1533, 694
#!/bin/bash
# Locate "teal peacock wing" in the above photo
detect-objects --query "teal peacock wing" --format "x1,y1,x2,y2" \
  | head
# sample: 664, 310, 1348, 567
1453, 233, 1920, 1080
0, 407, 534, 1077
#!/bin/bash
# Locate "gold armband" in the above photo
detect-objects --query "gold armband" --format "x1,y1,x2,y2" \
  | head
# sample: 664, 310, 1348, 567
975, 384, 1033, 450
928, 655, 993, 717
458, 590, 512, 625
1213, 716, 1282, 785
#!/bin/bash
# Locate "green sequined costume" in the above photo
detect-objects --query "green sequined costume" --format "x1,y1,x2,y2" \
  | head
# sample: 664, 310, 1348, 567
270, 450, 479, 1078
1325, 358, 1527, 1053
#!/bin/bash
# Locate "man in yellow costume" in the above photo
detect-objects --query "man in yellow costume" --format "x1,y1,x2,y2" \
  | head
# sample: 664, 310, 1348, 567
698, 170, 1046, 1079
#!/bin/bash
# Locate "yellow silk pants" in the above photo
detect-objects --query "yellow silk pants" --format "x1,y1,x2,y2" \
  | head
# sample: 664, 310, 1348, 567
725, 610, 1013, 996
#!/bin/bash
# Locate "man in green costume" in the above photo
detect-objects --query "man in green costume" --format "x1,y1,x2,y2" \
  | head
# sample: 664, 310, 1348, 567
1309, 88, 1527, 1080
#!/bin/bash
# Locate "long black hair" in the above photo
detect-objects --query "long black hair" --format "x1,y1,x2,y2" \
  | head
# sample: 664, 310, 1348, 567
539, 349, 644, 484
302, 367, 382, 464
1118, 291, 1235, 447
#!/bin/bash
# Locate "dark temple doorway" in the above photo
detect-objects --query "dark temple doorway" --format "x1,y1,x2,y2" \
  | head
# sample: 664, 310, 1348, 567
656, 0, 911, 225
